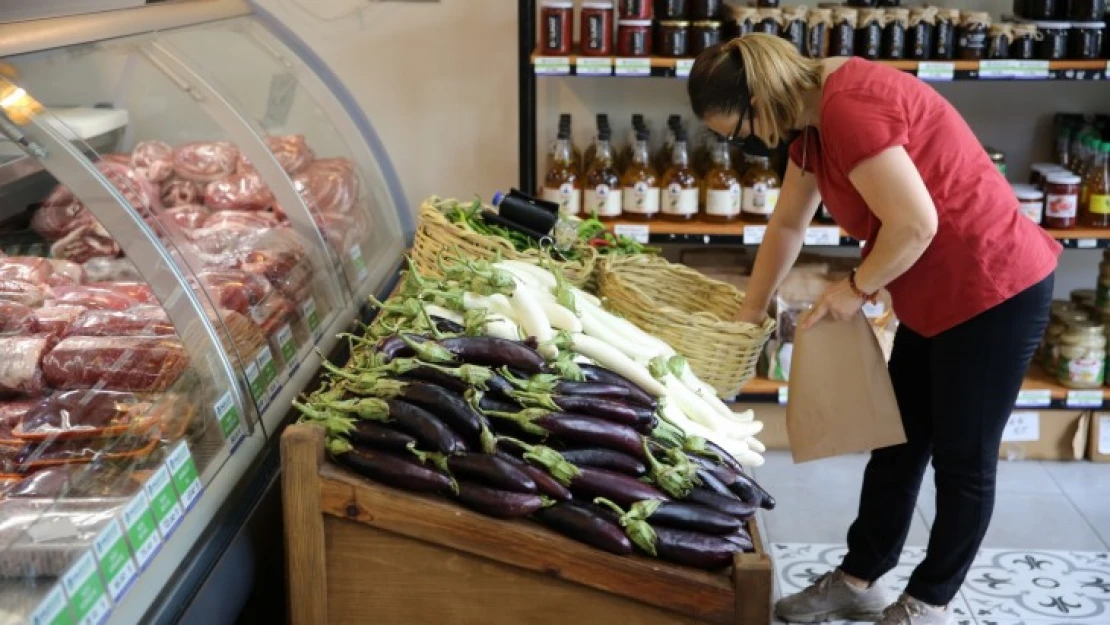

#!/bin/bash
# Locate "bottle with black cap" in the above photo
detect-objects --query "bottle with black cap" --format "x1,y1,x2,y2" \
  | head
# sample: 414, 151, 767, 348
584, 126, 622, 220
654, 114, 683, 175
621, 127, 660, 221
661, 125, 700, 221
617, 113, 646, 174
704, 135, 742, 222
583, 113, 610, 174
541, 127, 582, 216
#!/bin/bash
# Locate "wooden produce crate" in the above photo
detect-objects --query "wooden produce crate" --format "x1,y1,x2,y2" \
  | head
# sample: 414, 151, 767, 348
281, 424, 774, 625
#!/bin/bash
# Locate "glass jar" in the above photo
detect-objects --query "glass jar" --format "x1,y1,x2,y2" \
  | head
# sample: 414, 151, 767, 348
1031, 163, 1067, 189
986, 146, 1007, 177
540, 1, 574, 55
856, 9, 885, 59
617, 19, 654, 56
1069, 0, 1107, 21
1057, 320, 1106, 389
1045, 172, 1082, 229
907, 7, 937, 59
1009, 23, 1039, 58
934, 8, 960, 59
733, 7, 759, 37
1014, 184, 1045, 224
657, 20, 691, 57
620, 0, 654, 19
782, 6, 809, 54
658, 0, 689, 20
831, 7, 859, 55
988, 23, 1014, 58
1043, 309, 1089, 372
806, 9, 833, 57
756, 8, 783, 35
741, 156, 782, 220
883, 8, 909, 59
693, 0, 724, 18
1025, 0, 1063, 19
1072, 288, 1097, 310
1033, 21, 1070, 59
957, 11, 991, 59
580, 2, 615, 56
1069, 22, 1105, 59
690, 20, 722, 55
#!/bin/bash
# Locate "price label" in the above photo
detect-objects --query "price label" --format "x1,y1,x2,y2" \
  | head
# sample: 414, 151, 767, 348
777, 387, 789, 406
121, 491, 161, 571
675, 59, 694, 78
62, 552, 111, 625
348, 243, 368, 283
534, 56, 570, 75
803, 226, 840, 246
1078, 238, 1098, 249
1012, 60, 1049, 79
1066, 389, 1104, 408
1015, 389, 1052, 408
166, 441, 203, 511
244, 360, 264, 405
29, 584, 73, 625
93, 519, 138, 604
300, 297, 322, 341
743, 225, 766, 245
1002, 411, 1041, 442
613, 223, 650, 244
917, 62, 954, 81
214, 391, 245, 451
144, 465, 184, 540
978, 60, 1013, 79
255, 346, 280, 402
614, 57, 651, 76
1099, 415, 1110, 454
576, 57, 612, 75
275, 324, 297, 368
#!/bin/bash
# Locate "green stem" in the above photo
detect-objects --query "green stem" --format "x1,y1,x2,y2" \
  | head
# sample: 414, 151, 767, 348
643, 438, 699, 499
592, 498, 659, 557
482, 408, 549, 437
498, 436, 580, 486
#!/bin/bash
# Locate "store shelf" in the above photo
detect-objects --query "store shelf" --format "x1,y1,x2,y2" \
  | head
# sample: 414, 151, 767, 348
532, 52, 1110, 81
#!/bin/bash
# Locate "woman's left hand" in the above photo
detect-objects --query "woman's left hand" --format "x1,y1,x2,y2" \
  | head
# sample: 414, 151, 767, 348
801, 279, 864, 330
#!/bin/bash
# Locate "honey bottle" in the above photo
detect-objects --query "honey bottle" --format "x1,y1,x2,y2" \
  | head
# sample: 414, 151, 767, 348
1085, 141, 1110, 228
653, 114, 682, 176
541, 128, 582, 217
582, 113, 610, 175
660, 126, 700, 221
703, 137, 742, 223
583, 127, 623, 220
620, 128, 660, 221
616, 113, 644, 175
741, 155, 782, 221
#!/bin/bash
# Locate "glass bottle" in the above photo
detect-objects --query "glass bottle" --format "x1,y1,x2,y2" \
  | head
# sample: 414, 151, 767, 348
692, 123, 715, 178
583, 113, 610, 174
621, 128, 660, 221
616, 113, 645, 175
661, 126, 701, 222
583, 128, 623, 220
654, 114, 682, 176
541, 129, 582, 217
703, 137, 742, 222
741, 155, 782, 220
1084, 142, 1110, 228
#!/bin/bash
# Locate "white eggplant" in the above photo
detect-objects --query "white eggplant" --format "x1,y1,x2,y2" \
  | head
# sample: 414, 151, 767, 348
536, 297, 583, 332
495, 261, 555, 289
509, 286, 556, 358
462, 292, 515, 318
568, 333, 667, 396
482, 314, 522, 341
578, 306, 660, 361
746, 437, 766, 453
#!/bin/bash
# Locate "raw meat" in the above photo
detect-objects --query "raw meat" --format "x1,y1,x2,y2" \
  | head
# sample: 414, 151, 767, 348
129, 140, 174, 183
0, 400, 36, 441
187, 225, 259, 257
160, 176, 204, 207
32, 306, 85, 337
98, 153, 132, 166
0, 280, 46, 307
158, 203, 210, 230
15, 390, 149, 440
214, 309, 267, 364
248, 294, 296, 336
195, 269, 273, 315
65, 307, 174, 338
0, 302, 37, 335
203, 172, 274, 212
14, 435, 158, 468
50, 221, 121, 264
6, 465, 142, 498
202, 210, 281, 230
50, 285, 138, 311
238, 134, 315, 175
30, 195, 93, 241
45, 259, 86, 287
87, 282, 156, 304
0, 335, 55, 396
82, 257, 141, 283
96, 160, 162, 216
172, 141, 239, 183
266, 260, 313, 302
0, 257, 52, 285
238, 228, 308, 283
292, 157, 358, 215
42, 336, 188, 392
315, 204, 370, 250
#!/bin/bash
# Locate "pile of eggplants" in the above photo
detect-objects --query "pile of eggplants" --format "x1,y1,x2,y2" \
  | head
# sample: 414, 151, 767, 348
296, 329, 775, 571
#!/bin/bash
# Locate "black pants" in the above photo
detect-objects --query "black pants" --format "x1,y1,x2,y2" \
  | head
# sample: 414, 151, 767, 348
839, 274, 1054, 606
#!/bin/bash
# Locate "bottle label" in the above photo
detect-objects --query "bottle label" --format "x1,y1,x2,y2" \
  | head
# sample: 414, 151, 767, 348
622, 181, 659, 214
1046, 193, 1077, 218
663, 184, 699, 216
1018, 199, 1043, 223
585, 184, 622, 217
743, 183, 780, 215
541, 183, 581, 216
706, 185, 741, 217
1090, 194, 1110, 215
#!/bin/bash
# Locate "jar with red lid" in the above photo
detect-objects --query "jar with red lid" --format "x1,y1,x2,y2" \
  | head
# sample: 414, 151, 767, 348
618, 20, 654, 56
540, 1, 574, 55
620, 0, 654, 19
1045, 172, 1081, 229
580, 2, 615, 56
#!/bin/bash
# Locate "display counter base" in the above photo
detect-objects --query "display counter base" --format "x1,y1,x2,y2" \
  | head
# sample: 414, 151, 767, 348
280, 424, 774, 625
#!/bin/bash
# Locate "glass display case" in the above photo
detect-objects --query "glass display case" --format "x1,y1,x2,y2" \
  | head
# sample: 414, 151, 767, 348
0, 2, 409, 623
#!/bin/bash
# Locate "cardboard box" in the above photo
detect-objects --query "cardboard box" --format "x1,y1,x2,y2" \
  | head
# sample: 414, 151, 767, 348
1089, 413, 1110, 463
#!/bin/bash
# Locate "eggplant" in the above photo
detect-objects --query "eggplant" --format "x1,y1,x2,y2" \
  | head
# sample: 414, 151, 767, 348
386, 399, 468, 455
391, 381, 483, 441
436, 337, 546, 374
430, 315, 465, 334
399, 367, 469, 394
486, 372, 516, 399
534, 502, 633, 555
547, 395, 652, 427
559, 448, 646, 477
375, 335, 413, 361
683, 488, 757, 520
553, 381, 650, 404
721, 529, 754, 551
704, 440, 746, 474
686, 453, 776, 510
651, 526, 739, 570
454, 481, 545, 518
335, 447, 453, 494
531, 413, 645, 460
347, 421, 416, 451
569, 466, 668, 508
495, 452, 572, 501
696, 469, 736, 498
578, 364, 658, 408
446, 453, 536, 493
479, 396, 522, 413
645, 502, 741, 535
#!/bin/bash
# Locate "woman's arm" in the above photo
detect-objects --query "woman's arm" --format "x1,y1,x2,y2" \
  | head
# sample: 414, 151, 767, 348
803, 146, 938, 327
737, 160, 822, 324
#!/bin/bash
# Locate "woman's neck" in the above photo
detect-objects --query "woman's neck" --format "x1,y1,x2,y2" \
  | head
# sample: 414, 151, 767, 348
801, 57, 851, 130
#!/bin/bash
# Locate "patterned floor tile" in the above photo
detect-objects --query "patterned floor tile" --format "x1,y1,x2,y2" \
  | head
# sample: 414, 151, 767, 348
962, 548, 1110, 623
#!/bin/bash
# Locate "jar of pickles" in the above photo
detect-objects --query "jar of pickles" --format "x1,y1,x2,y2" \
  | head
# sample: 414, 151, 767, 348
1043, 306, 1089, 371
1057, 320, 1106, 388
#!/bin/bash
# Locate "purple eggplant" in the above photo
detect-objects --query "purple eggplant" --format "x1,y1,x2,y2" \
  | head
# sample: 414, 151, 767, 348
430, 315, 465, 334
386, 399, 468, 455
534, 501, 633, 555
446, 453, 536, 493
683, 488, 757, 520
454, 481, 545, 518
533, 413, 646, 459
436, 337, 546, 373
721, 529, 754, 551
570, 467, 669, 508
347, 421, 416, 451
495, 452, 572, 501
652, 526, 739, 570
399, 367, 469, 394
375, 335, 412, 361
644, 502, 741, 535
559, 448, 647, 477
685, 452, 775, 510
335, 447, 453, 494
546, 395, 652, 427
386, 381, 483, 441
479, 396, 523, 413
696, 468, 736, 498
486, 372, 517, 398
704, 440, 746, 474
553, 381, 652, 404
578, 364, 658, 407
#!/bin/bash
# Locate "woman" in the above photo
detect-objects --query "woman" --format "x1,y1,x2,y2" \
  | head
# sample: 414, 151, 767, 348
687, 35, 1059, 625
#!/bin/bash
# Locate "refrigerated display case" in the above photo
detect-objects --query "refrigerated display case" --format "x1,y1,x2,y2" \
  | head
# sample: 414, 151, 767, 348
0, 2, 410, 623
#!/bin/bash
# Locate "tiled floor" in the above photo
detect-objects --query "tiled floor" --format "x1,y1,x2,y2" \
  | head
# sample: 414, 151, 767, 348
753, 452, 1110, 624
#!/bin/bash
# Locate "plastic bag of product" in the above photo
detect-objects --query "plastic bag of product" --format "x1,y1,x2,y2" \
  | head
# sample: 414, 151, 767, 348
195, 269, 273, 315
0, 257, 53, 285
203, 172, 275, 212
238, 134, 316, 175
292, 157, 358, 215
248, 293, 296, 336
0, 400, 36, 446
50, 285, 139, 311
45, 259, 86, 287
64, 306, 174, 338
203, 209, 282, 230
160, 176, 204, 208
50, 221, 121, 264
158, 203, 210, 230
32, 305, 85, 337
30, 195, 94, 241
95, 160, 162, 216
14, 435, 159, 470
13, 390, 154, 441
0, 335, 56, 396
315, 204, 370, 251
214, 309, 267, 366
86, 281, 156, 305
0, 302, 38, 335
0, 280, 46, 307
172, 141, 239, 183
266, 260, 313, 302
187, 222, 267, 257
6, 464, 143, 498
42, 336, 188, 392
237, 228, 308, 283
82, 257, 141, 283
130, 140, 175, 183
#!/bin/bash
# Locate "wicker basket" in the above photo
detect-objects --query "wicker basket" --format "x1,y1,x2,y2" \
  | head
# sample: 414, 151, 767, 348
411, 197, 598, 287
596, 254, 775, 398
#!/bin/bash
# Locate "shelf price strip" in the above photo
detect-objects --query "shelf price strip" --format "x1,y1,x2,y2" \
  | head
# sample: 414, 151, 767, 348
613, 223, 650, 243
92, 518, 139, 604
61, 551, 111, 625
615, 58, 651, 76
917, 62, 954, 82
166, 441, 203, 512
121, 491, 162, 572
144, 464, 184, 540
348, 244, 369, 283
215, 391, 246, 452
275, 323, 299, 374
743, 225, 766, 245
534, 56, 570, 75
300, 297, 323, 342
255, 346, 281, 404
1015, 389, 1052, 408
675, 59, 694, 78
576, 57, 612, 75
29, 584, 73, 625
1066, 389, 1103, 408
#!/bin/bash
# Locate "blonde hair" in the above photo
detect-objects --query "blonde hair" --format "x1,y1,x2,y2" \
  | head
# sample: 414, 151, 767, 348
687, 34, 822, 146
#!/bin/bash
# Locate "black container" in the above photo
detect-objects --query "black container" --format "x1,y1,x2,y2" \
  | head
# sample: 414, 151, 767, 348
907, 9, 935, 59
855, 11, 883, 59
656, 0, 689, 19
756, 11, 782, 35
830, 10, 857, 55
847, 0, 877, 7
1069, 0, 1106, 21
883, 10, 909, 58
987, 25, 1012, 58
1020, 0, 1064, 19
1069, 22, 1105, 58
1033, 21, 1070, 59
656, 20, 691, 57
934, 11, 958, 58
692, 0, 722, 17
1009, 25, 1038, 58
782, 13, 807, 53
956, 15, 991, 60
805, 11, 832, 57
878, 0, 900, 6
690, 20, 722, 55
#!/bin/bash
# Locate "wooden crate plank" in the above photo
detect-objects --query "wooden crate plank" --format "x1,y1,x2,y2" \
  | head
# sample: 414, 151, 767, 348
281, 424, 329, 625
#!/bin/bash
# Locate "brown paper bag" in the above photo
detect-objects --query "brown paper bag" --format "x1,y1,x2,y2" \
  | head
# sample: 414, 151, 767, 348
786, 312, 906, 462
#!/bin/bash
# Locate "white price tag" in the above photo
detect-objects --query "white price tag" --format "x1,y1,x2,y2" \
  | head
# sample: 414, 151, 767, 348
613, 223, 650, 244
917, 62, 954, 81
978, 60, 1013, 79
777, 387, 789, 406
62, 551, 111, 625
803, 226, 840, 246
614, 57, 651, 76
1012, 60, 1049, 79
1002, 411, 1041, 442
1066, 389, 1103, 408
121, 491, 161, 571
1078, 238, 1098, 249
675, 59, 694, 78
1015, 389, 1052, 408
29, 584, 69, 625
348, 244, 368, 282
576, 57, 612, 75
1099, 415, 1110, 455
743, 225, 766, 245
534, 56, 570, 75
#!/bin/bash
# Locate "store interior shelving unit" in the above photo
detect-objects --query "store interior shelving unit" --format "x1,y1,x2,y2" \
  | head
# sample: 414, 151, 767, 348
517, 0, 1110, 411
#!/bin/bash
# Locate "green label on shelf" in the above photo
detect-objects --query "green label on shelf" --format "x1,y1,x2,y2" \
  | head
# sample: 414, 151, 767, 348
1011, 60, 1049, 79
144, 465, 183, 540
1015, 389, 1052, 408
777, 387, 789, 406
121, 491, 161, 571
245, 359, 264, 404
93, 518, 137, 604
348, 244, 369, 282
166, 441, 202, 511
675, 59, 694, 78
576, 57, 612, 75
917, 62, 954, 81
614, 57, 651, 76
1066, 389, 1103, 408
30, 584, 73, 625
255, 346, 279, 401
276, 323, 297, 366
62, 551, 111, 625
214, 391, 245, 449
301, 297, 321, 337
534, 56, 570, 75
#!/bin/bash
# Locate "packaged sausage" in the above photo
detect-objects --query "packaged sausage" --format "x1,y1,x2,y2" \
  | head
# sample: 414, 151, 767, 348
172, 141, 240, 183
0, 279, 46, 307
50, 285, 140, 311
238, 228, 308, 284
6, 464, 142, 498
42, 336, 188, 392
0, 257, 52, 285
0, 302, 38, 335
64, 306, 175, 338
196, 269, 273, 315
14, 435, 159, 470
12, 390, 156, 441
0, 335, 56, 397
32, 305, 85, 337
49, 221, 122, 264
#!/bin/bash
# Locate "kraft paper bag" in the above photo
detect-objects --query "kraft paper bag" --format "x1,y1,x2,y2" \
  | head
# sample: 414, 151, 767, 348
786, 312, 906, 463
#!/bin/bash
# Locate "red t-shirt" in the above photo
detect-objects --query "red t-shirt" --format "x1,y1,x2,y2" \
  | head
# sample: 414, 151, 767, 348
789, 58, 1060, 337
